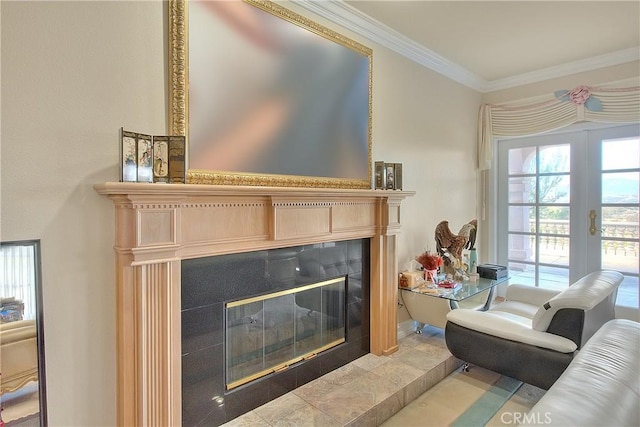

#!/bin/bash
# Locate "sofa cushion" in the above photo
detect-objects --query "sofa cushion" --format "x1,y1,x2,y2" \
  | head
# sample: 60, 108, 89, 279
532, 270, 622, 333
491, 300, 540, 319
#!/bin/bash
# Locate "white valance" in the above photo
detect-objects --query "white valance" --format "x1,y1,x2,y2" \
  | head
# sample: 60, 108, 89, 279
479, 85, 640, 170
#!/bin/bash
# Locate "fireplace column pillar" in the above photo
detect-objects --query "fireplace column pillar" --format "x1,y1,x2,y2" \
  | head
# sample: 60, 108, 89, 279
110, 195, 183, 427
369, 195, 404, 356
116, 258, 181, 426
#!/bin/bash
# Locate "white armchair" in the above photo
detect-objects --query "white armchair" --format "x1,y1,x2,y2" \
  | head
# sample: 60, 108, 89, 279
444, 270, 623, 389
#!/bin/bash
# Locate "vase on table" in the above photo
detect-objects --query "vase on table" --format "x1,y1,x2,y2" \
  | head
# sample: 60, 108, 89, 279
425, 269, 438, 283
468, 248, 478, 273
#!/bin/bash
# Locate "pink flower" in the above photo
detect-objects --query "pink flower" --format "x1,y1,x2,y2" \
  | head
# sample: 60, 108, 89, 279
568, 85, 591, 105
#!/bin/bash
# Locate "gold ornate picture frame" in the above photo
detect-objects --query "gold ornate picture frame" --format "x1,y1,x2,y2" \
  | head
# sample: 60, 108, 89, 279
169, 0, 372, 188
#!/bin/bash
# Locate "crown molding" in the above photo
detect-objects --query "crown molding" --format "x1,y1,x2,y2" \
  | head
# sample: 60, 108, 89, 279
293, 0, 640, 93
484, 47, 640, 92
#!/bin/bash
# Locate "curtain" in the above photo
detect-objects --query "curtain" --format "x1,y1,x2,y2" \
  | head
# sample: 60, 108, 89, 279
479, 85, 640, 170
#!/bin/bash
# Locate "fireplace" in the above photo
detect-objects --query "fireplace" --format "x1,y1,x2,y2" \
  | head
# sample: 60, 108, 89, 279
95, 183, 412, 426
182, 240, 369, 425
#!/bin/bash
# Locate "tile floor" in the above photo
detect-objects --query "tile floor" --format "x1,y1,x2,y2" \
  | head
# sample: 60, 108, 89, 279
224, 326, 545, 426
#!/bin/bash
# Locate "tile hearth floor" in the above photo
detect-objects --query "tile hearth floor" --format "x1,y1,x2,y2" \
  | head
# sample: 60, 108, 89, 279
224, 326, 462, 427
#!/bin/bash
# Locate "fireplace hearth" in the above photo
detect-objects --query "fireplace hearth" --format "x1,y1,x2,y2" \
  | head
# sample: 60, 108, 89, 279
95, 183, 413, 426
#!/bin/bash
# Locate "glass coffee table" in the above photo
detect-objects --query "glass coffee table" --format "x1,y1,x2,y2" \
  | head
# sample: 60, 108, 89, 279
400, 276, 508, 330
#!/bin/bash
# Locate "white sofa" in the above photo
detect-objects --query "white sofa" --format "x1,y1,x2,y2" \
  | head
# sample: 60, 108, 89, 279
521, 318, 640, 426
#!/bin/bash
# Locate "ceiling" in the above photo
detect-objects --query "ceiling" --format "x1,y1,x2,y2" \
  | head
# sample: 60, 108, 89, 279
300, 1, 640, 92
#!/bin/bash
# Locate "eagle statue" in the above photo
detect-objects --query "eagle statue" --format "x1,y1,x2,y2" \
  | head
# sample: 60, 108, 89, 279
435, 219, 477, 274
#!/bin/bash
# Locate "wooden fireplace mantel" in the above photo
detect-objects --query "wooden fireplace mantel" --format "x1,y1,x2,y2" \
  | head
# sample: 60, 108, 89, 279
95, 182, 414, 426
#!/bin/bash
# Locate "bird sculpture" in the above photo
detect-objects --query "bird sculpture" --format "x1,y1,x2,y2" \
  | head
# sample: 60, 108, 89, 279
435, 219, 477, 275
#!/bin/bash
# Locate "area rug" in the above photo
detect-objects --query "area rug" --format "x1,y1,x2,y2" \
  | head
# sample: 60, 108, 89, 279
450, 375, 523, 427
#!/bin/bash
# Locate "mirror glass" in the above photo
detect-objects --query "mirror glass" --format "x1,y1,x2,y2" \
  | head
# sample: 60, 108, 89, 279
0, 240, 47, 426
170, 0, 373, 188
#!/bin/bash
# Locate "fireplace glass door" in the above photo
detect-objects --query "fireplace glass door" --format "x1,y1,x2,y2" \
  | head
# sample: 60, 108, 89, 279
225, 277, 346, 390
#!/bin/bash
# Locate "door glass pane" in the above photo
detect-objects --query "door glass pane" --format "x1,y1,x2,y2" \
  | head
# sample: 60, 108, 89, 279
509, 147, 536, 174
508, 206, 536, 233
602, 207, 638, 238
508, 177, 535, 203
508, 234, 535, 263
539, 207, 570, 235
539, 175, 570, 203
539, 236, 570, 266
602, 172, 639, 203
602, 240, 639, 275
540, 145, 570, 173
603, 138, 639, 170
508, 261, 535, 286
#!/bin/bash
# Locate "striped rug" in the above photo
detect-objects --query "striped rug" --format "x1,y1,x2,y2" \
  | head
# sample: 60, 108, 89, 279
382, 366, 545, 427
450, 375, 523, 427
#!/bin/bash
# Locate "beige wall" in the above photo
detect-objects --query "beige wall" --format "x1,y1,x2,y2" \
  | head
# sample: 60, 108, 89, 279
1, 1, 165, 425
0, 1, 480, 425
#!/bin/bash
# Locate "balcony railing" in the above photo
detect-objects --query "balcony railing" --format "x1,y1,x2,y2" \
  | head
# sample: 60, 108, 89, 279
531, 219, 638, 256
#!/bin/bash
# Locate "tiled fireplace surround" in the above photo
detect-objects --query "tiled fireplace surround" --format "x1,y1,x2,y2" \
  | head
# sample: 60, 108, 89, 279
95, 183, 413, 426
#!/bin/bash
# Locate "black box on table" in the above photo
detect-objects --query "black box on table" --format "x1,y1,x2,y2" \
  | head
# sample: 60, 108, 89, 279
477, 264, 508, 280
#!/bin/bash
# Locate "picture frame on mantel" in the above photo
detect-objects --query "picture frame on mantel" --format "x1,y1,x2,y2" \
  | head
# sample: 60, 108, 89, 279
152, 136, 170, 183
120, 128, 153, 183
374, 161, 403, 190
168, 0, 373, 189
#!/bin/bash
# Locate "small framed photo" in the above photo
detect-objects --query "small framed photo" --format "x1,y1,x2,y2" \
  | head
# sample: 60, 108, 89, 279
153, 136, 170, 183
393, 163, 403, 190
380, 162, 403, 190
374, 161, 386, 189
136, 133, 153, 183
120, 128, 153, 183
120, 129, 137, 182
168, 135, 186, 183
385, 163, 395, 190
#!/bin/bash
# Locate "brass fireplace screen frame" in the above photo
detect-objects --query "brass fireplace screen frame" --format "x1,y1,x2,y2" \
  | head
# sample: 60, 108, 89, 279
168, 0, 373, 188
225, 277, 346, 390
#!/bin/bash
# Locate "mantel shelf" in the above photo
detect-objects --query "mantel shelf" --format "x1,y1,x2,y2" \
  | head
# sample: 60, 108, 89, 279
94, 181, 415, 199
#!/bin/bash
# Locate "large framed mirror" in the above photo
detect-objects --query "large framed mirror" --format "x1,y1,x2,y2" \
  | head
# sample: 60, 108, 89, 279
0, 240, 47, 426
169, 0, 373, 188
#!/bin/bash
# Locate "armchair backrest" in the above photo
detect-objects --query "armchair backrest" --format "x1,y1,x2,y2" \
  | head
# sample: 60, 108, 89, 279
532, 270, 623, 346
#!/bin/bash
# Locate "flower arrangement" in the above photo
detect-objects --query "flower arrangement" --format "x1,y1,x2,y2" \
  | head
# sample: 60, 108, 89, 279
416, 251, 443, 271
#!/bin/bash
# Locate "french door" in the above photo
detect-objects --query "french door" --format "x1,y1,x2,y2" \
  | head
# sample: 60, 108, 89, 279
497, 124, 639, 309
